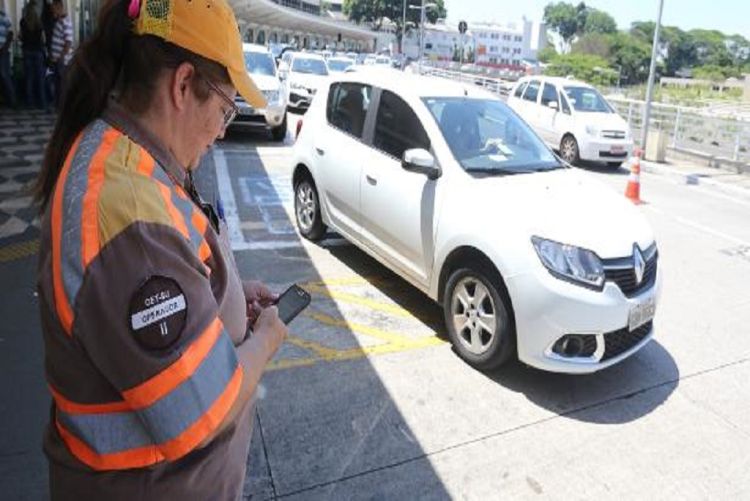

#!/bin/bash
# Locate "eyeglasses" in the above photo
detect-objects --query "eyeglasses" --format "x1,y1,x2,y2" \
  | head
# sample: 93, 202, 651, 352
202, 77, 239, 129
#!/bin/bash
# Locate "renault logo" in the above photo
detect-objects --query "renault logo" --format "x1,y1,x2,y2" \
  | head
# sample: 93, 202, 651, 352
633, 245, 645, 285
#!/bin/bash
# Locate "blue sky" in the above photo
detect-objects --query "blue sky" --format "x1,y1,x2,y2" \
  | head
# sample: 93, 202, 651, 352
445, 0, 750, 40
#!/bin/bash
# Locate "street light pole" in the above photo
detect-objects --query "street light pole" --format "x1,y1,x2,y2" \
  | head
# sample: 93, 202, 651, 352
640, 0, 665, 153
419, 0, 425, 74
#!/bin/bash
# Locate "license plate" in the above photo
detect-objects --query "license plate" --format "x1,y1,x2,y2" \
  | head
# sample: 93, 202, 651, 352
628, 296, 656, 331
610, 145, 624, 153
239, 106, 255, 116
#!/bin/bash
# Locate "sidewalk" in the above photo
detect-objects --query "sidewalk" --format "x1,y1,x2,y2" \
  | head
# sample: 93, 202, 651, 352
640, 154, 750, 201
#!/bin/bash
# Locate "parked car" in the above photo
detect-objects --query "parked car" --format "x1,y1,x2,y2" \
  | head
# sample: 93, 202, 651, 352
507, 76, 634, 167
291, 71, 661, 374
279, 53, 330, 111
231, 43, 288, 141
327, 56, 354, 73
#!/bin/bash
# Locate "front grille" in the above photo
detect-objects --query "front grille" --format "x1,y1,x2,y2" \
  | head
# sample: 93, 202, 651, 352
602, 244, 658, 297
234, 114, 266, 124
602, 130, 626, 139
601, 321, 653, 361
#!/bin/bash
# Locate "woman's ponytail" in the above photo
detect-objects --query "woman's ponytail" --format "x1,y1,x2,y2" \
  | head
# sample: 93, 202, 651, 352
34, 0, 131, 210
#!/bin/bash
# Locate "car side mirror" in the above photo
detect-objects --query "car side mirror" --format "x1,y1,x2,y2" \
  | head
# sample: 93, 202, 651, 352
548, 101, 559, 111
402, 148, 441, 180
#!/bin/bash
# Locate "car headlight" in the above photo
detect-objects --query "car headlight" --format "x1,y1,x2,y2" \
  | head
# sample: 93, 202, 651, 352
585, 125, 599, 137
531, 236, 605, 290
263, 89, 280, 103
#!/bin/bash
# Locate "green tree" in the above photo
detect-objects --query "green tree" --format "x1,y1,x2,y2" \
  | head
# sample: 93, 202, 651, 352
608, 32, 652, 84
584, 10, 616, 34
544, 53, 617, 86
537, 46, 558, 63
543, 2, 580, 52
572, 32, 611, 58
343, 0, 447, 51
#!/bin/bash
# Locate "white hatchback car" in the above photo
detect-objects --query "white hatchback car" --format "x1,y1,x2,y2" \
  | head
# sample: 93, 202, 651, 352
291, 72, 661, 374
507, 76, 634, 167
279, 53, 330, 110
232, 43, 288, 141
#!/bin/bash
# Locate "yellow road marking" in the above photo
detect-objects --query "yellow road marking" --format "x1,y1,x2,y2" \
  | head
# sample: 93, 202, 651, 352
307, 311, 437, 346
304, 283, 414, 318
0, 239, 39, 263
268, 338, 445, 372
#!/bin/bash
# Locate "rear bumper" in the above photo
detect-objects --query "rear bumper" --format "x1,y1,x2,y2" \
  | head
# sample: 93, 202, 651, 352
579, 138, 634, 162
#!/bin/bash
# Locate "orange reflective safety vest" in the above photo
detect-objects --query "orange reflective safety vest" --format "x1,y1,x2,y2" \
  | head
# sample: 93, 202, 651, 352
38, 105, 252, 499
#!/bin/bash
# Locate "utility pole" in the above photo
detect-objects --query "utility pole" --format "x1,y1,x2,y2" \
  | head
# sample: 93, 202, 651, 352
640, 0, 665, 153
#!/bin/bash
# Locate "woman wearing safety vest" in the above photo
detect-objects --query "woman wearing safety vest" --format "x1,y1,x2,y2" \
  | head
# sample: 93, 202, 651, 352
33, 0, 288, 497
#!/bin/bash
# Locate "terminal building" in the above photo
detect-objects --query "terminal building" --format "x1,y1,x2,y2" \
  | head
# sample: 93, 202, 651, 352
0, 0, 378, 51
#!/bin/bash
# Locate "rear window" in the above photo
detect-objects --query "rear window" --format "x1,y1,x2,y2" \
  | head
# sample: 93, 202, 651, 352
326, 83, 372, 138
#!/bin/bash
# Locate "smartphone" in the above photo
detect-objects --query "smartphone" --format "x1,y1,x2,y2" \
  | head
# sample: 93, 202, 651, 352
274, 284, 311, 324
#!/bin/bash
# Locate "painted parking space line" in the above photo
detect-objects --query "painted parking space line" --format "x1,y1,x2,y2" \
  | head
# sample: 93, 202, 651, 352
0, 239, 39, 263
266, 277, 446, 371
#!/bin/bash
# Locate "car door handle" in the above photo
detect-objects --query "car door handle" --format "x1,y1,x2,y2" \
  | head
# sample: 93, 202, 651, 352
366, 175, 377, 185
315, 147, 325, 156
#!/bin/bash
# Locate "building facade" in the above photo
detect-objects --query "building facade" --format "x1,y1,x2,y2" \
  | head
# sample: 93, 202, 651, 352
401, 18, 546, 69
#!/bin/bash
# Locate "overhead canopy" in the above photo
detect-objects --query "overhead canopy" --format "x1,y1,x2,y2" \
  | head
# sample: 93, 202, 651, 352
229, 0, 376, 45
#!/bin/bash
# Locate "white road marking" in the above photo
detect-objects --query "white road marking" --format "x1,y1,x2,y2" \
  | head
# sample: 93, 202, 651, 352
647, 205, 750, 247
213, 148, 247, 249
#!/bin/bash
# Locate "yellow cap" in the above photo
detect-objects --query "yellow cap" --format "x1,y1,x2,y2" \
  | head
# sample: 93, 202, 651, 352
134, 0, 266, 108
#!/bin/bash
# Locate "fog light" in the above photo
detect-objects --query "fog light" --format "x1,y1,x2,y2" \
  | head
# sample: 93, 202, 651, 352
552, 334, 597, 358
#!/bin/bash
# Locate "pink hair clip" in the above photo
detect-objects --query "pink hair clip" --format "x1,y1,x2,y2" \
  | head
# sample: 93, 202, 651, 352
127, 0, 140, 19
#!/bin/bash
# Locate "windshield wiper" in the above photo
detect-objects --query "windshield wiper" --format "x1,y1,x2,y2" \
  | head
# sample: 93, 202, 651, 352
464, 167, 525, 176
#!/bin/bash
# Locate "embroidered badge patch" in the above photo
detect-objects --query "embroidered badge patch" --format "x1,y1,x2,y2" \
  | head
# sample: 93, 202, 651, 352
129, 276, 187, 350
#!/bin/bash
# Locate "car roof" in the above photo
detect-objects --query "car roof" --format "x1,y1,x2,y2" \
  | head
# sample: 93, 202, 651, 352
292, 53, 326, 62
519, 75, 593, 89
242, 43, 271, 54
332, 69, 500, 101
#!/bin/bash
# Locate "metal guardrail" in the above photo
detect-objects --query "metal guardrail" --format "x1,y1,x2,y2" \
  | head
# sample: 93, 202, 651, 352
608, 97, 750, 165
419, 64, 750, 167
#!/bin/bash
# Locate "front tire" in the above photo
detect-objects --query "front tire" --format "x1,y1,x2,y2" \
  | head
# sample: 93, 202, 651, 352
294, 177, 326, 241
560, 135, 580, 165
443, 265, 515, 371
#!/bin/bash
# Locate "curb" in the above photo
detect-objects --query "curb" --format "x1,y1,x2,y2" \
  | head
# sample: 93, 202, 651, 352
639, 161, 750, 202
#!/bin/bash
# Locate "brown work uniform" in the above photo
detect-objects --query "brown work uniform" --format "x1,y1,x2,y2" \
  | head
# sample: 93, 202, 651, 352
37, 103, 253, 499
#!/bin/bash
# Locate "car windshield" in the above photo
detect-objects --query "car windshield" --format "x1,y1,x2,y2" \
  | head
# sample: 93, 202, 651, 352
424, 97, 561, 174
327, 59, 352, 72
292, 57, 329, 75
562, 86, 613, 113
244, 52, 276, 77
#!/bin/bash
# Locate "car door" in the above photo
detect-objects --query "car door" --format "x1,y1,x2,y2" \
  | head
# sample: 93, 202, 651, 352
313, 82, 373, 240
554, 86, 576, 148
537, 81, 561, 145
358, 89, 437, 285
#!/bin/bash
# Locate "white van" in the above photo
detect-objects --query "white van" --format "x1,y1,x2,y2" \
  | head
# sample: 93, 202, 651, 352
507, 76, 633, 167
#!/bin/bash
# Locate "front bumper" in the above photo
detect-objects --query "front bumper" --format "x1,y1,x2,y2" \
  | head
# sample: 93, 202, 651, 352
506, 260, 662, 374
578, 137, 634, 162
231, 101, 286, 130
288, 87, 316, 109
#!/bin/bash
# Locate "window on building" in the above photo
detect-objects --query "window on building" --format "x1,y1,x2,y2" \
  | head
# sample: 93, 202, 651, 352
326, 83, 372, 138
373, 90, 431, 160
490, 46, 498, 53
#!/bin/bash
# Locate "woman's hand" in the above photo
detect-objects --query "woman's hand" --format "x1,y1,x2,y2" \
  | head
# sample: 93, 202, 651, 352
244, 280, 279, 327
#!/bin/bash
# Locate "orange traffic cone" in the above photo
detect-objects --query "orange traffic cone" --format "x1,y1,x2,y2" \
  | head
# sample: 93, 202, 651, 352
625, 148, 643, 205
